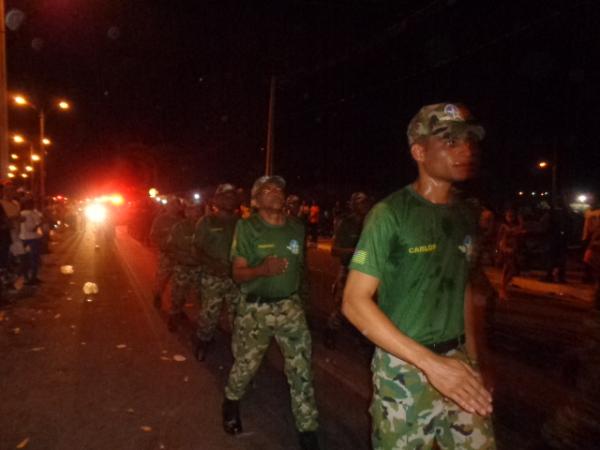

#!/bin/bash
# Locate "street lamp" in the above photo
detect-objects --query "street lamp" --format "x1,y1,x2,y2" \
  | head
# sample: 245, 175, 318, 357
10, 153, 18, 160
25, 165, 33, 172
31, 154, 40, 162
538, 161, 548, 169
12, 134, 25, 144
536, 158, 558, 207
12, 94, 71, 205
8, 164, 16, 171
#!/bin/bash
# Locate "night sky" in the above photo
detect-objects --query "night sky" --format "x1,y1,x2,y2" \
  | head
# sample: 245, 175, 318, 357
6, 0, 600, 204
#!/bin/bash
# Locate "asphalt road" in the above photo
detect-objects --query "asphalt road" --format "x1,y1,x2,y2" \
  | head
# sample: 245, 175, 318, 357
2, 225, 598, 449
0, 226, 368, 450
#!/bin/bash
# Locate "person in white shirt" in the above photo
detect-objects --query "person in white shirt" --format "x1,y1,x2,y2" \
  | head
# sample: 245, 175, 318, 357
19, 199, 43, 285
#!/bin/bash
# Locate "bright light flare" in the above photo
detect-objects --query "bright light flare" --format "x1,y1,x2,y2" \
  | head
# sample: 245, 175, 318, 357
8, 165, 17, 172
42, 138, 51, 146
110, 194, 124, 206
85, 203, 107, 223
21, 173, 28, 178
11, 153, 19, 160
31, 154, 41, 162
538, 161, 549, 169
12, 135, 25, 144
577, 194, 588, 203
193, 193, 201, 201
58, 101, 70, 110
148, 188, 158, 198
14, 95, 28, 106
25, 165, 33, 172
7, 173, 15, 178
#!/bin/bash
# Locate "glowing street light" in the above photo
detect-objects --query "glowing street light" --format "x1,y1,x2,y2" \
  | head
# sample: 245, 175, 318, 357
58, 101, 70, 110
12, 134, 25, 144
21, 173, 28, 178
31, 154, 41, 162
11, 153, 18, 160
13, 95, 27, 106
148, 187, 158, 198
538, 161, 549, 169
42, 138, 51, 146
7, 173, 15, 178
25, 165, 33, 172
577, 194, 588, 203
8, 164, 17, 172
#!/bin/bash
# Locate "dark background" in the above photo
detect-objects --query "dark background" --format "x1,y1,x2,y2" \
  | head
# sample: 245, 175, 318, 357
5, 0, 599, 203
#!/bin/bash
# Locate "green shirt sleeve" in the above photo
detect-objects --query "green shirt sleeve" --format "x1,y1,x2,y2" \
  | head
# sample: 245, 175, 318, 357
349, 203, 396, 280
231, 220, 252, 262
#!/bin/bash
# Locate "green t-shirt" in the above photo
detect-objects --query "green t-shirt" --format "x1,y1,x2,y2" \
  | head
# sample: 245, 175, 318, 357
333, 214, 363, 267
194, 213, 239, 275
349, 186, 478, 346
231, 214, 305, 298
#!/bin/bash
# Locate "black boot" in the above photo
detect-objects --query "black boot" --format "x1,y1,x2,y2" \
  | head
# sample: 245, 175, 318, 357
298, 431, 321, 450
222, 399, 242, 435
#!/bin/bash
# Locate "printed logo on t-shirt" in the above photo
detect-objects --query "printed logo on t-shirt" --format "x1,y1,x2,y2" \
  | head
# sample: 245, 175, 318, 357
352, 249, 367, 265
408, 244, 437, 254
287, 239, 300, 255
458, 235, 474, 262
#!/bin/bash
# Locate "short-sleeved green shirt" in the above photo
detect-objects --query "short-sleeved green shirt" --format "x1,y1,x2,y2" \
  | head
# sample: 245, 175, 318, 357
194, 214, 238, 275
333, 214, 363, 267
349, 186, 478, 346
231, 213, 305, 298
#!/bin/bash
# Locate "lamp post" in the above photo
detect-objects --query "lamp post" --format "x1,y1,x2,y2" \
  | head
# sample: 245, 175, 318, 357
537, 149, 558, 208
12, 95, 70, 206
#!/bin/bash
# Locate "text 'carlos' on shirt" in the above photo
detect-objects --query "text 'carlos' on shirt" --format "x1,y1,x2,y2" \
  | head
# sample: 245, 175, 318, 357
349, 185, 478, 346
231, 214, 305, 299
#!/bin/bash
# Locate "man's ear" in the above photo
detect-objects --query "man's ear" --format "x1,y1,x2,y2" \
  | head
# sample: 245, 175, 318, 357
410, 141, 426, 163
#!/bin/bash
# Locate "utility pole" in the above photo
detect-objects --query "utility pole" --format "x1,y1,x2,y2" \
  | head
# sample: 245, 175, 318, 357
265, 76, 276, 176
0, 0, 9, 180
39, 110, 46, 205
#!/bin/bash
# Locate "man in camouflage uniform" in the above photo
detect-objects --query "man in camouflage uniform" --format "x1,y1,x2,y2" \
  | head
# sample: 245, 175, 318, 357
149, 199, 182, 309
343, 103, 495, 449
222, 175, 320, 450
192, 183, 240, 360
324, 191, 371, 350
165, 203, 203, 332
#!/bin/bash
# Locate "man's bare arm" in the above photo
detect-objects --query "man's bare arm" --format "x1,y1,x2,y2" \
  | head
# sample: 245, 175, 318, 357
342, 270, 493, 416
232, 256, 287, 284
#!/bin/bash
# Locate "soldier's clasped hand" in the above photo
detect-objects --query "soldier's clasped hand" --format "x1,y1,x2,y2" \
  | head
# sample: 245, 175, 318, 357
260, 255, 288, 277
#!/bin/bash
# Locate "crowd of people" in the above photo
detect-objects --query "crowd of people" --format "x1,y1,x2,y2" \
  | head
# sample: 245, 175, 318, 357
128, 102, 504, 450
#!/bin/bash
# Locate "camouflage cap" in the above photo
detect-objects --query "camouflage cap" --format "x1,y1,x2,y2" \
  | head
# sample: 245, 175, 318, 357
407, 103, 485, 146
251, 175, 286, 199
215, 183, 236, 196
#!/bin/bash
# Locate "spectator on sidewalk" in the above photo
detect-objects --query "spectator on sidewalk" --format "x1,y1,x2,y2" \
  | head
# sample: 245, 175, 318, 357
149, 198, 182, 309
192, 183, 240, 361
222, 175, 320, 450
308, 201, 320, 244
583, 226, 600, 310
343, 103, 495, 450
497, 207, 526, 301
19, 199, 43, 285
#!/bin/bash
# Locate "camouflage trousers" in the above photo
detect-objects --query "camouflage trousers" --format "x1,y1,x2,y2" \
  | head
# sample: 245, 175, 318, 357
224, 296, 319, 432
170, 265, 202, 316
154, 252, 173, 295
371, 348, 496, 450
196, 273, 240, 342
327, 265, 348, 331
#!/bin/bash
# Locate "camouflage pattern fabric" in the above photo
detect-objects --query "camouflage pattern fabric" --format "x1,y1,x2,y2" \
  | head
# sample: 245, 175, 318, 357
407, 103, 485, 146
327, 265, 348, 331
224, 296, 319, 432
371, 347, 495, 450
196, 272, 240, 341
170, 265, 202, 315
154, 251, 173, 294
